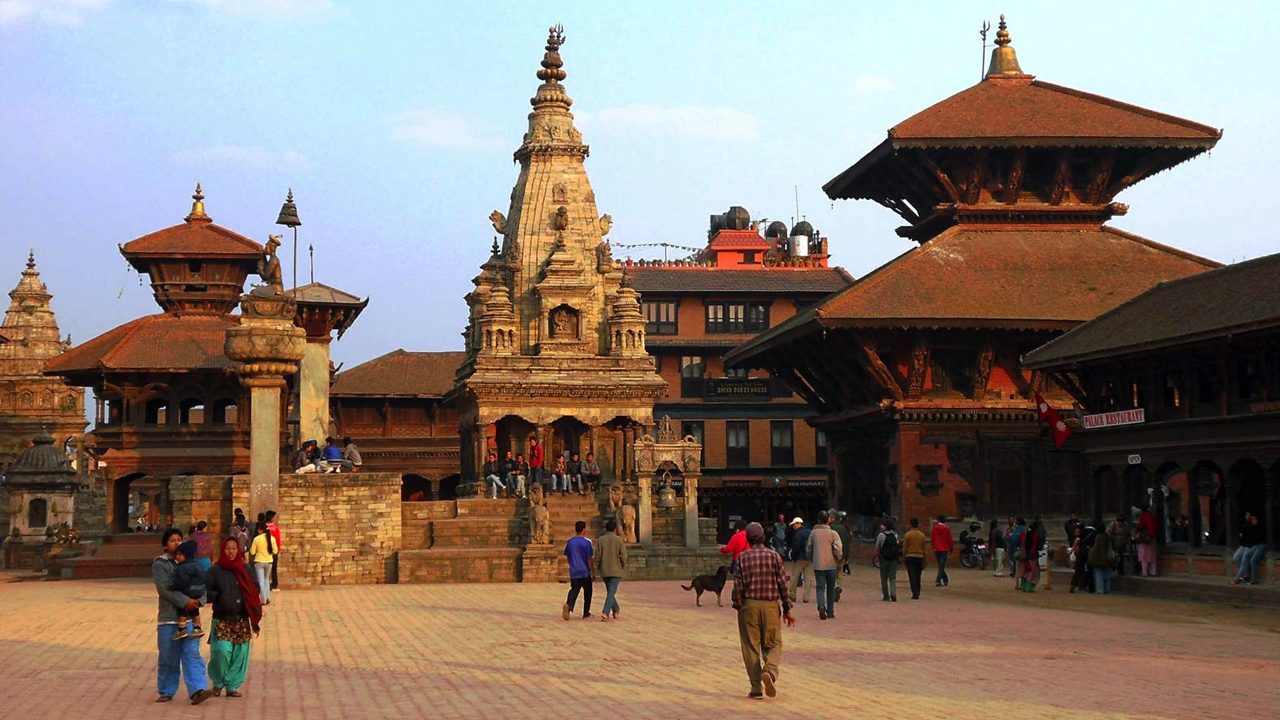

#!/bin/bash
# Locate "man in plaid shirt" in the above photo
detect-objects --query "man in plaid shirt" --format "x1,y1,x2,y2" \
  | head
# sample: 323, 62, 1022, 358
732, 522, 796, 699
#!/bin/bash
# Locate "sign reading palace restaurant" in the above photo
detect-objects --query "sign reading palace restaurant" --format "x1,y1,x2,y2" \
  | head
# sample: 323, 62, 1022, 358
1082, 408, 1146, 430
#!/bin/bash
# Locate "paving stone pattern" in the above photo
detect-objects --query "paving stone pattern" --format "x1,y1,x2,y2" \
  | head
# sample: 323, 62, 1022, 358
1, 569, 1277, 719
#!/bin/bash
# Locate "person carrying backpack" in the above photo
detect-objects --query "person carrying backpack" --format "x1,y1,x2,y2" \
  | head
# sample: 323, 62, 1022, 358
876, 518, 901, 602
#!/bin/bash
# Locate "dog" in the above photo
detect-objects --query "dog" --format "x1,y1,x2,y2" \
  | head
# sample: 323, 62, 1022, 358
681, 565, 729, 607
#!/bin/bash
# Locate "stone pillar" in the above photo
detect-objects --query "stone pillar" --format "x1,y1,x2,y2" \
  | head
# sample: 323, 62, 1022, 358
611, 426, 624, 483
225, 291, 305, 521
684, 473, 700, 548
298, 337, 332, 443
247, 378, 287, 514
637, 472, 653, 545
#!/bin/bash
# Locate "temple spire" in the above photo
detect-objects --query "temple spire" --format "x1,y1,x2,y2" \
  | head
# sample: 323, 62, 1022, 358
186, 182, 210, 223
530, 24, 572, 111
985, 15, 1025, 78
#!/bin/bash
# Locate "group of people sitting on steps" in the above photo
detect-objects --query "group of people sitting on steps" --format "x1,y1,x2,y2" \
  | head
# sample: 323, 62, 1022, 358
482, 438, 602, 499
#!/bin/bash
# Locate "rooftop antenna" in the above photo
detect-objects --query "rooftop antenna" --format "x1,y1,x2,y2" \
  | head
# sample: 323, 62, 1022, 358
308, 243, 314, 284
794, 185, 801, 227
980, 19, 992, 80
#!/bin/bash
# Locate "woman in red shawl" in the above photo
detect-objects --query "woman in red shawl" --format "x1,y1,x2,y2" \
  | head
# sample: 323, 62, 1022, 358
204, 535, 263, 696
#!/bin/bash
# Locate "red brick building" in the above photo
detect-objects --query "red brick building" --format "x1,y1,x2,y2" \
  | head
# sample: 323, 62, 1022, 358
727, 22, 1221, 530
628, 206, 852, 539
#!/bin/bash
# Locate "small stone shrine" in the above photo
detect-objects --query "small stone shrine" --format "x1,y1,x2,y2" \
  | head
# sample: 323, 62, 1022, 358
3, 431, 80, 568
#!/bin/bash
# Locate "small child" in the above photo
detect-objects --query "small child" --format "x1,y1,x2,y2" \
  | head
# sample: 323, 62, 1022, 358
171, 540, 206, 640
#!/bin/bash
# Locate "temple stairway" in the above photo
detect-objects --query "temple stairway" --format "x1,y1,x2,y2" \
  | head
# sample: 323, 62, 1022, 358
398, 493, 605, 583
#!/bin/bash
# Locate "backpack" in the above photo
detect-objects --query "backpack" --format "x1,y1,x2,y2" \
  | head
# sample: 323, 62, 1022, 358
880, 531, 900, 561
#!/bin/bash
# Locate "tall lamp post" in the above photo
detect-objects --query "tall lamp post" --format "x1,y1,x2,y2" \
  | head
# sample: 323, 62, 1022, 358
275, 189, 301, 292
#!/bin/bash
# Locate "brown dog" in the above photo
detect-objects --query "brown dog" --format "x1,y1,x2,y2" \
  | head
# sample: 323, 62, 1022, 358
681, 565, 729, 607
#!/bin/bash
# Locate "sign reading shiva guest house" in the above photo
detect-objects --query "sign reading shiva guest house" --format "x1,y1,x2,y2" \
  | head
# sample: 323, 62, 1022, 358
1082, 408, 1146, 430
705, 378, 771, 401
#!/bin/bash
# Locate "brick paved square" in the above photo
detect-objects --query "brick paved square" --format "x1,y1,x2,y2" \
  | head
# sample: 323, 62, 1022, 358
1, 570, 1276, 719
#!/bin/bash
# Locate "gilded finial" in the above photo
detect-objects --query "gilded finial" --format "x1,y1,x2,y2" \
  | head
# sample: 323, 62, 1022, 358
26, 248, 35, 270
985, 14, 1025, 78
187, 182, 209, 221
491, 237, 500, 256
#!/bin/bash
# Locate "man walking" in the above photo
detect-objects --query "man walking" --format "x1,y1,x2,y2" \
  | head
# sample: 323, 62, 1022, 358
562, 520, 594, 620
786, 517, 812, 604
721, 518, 749, 572
597, 518, 627, 620
153, 528, 213, 705
902, 517, 927, 600
805, 511, 843, 620
876, 519, 900, 602
930, 514, 953, 587
732, 522, 795, 699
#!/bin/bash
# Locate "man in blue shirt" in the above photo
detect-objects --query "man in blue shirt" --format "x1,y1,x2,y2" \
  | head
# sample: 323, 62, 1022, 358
562, 520, 594, 620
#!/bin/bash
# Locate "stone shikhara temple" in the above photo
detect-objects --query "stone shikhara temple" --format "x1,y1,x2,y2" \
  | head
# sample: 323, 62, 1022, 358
449, 25, 666, 488
0, 252, 85, 473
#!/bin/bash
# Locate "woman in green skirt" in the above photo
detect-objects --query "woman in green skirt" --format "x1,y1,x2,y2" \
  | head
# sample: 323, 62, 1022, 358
205, 535, 263, 696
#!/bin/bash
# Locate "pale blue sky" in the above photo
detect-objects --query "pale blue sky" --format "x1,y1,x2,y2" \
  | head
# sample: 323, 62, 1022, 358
2, 1, 1277, 372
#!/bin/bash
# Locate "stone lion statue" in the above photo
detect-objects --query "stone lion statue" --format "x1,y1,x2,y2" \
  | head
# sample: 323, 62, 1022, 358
529, 503, 551, 545
608, 483, 623, 513
619, 502, 637, 544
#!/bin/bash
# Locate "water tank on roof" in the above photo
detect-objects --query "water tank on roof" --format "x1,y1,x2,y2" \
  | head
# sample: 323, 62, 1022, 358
725, 206, 751, 230
765, 220, 788, 239
790, 220, 812, 257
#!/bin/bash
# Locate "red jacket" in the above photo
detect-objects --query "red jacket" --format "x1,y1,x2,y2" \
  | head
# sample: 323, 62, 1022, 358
720, 529, 748, 560
529, 442, 544, 470
1138, 511, 1158, 543
930, 522, 953, 553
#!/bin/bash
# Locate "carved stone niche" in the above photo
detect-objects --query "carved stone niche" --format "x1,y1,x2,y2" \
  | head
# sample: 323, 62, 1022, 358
548, 304, 580, 340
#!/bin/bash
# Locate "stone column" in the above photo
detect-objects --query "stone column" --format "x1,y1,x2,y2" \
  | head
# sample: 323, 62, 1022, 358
298, 336, 332, 443
225, 292, 305, 520
637, 472, 653, 545
684, 473, 700, 548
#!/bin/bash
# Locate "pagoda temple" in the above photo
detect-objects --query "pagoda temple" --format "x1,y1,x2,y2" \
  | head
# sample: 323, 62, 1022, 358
448, 26, 666, 486
727, 18, 1222, 526
0, 251, 85, 470
45, 186, 262, 531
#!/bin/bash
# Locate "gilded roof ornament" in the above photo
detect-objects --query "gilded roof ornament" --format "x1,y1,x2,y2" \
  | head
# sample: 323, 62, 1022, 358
26, 249, 35, 270
186, 182, 210, 222
985, 14, 1025, 78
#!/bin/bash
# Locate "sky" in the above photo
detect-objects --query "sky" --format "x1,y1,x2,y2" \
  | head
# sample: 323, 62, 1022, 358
2, 1, 1278, 375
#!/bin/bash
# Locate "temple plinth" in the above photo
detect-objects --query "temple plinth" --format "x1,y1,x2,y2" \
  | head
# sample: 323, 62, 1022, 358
290, 283, 367, 444
225, 292, 305, 517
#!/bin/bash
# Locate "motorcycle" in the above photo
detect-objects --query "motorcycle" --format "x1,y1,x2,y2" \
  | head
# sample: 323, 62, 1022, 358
958, 522, 987, 569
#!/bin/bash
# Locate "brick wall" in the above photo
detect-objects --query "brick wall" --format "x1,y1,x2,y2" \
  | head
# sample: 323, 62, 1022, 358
172, 472, 402, 585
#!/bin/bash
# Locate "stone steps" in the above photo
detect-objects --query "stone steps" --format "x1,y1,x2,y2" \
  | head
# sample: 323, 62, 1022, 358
428, 517, 528, 549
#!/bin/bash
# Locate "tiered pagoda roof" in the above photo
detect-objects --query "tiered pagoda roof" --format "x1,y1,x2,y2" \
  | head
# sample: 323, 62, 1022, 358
46, 186, 261, 380
728, 16, 1222, 367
